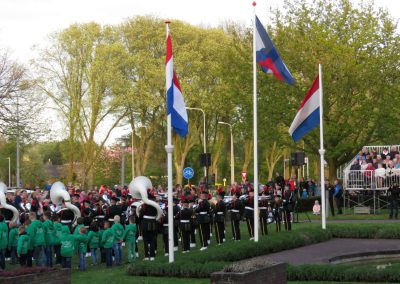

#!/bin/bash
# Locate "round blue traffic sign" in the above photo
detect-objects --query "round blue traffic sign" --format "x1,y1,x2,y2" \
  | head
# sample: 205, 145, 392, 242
183, 167, 194, 179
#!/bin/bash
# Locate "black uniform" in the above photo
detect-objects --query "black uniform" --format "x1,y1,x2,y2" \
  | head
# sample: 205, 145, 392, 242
196, 199, 211, 248
259, 198, 269, 235
282, 190, 294, 231
106, 204, 123, 226
273, 198, 282, 232
161, 206, 179, 254
229, 198, 243, 240
59, 209, 74, 232
388, 185, 400, 219
214, 200, 226, 244
189, 202, 197, 247
140, 204, 158, 258
244, 196, 255, 239
179, 205, 193, 252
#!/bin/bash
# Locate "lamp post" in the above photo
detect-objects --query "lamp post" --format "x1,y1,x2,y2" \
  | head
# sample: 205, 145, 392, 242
186, 107, 207, 177
121, 142, 126, 186
131, 132, 135, 179
6, 157, 10, 187
218, 121, 234, 186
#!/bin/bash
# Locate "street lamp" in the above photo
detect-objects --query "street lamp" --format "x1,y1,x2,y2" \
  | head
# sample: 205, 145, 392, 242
121, 142, 126, 186
218, 121, 234, 186
6, 157, 10, 187
186, 107, 207, 177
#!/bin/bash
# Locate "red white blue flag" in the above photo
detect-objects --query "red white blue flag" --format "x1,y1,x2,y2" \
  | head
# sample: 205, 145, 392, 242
289, 76, 320, 142
166, 26, 188, 137
255, 16, 295, 85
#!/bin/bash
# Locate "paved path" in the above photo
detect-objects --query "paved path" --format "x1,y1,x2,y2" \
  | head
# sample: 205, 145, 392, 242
248, 238, 400, 265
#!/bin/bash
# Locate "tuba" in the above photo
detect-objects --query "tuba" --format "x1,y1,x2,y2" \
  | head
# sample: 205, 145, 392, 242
128, 176, 162, 221
50, 181, 81, 224
0, 182, 19, 223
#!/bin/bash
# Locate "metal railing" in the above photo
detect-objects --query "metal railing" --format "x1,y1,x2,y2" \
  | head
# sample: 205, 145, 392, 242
344, 169, 400, 191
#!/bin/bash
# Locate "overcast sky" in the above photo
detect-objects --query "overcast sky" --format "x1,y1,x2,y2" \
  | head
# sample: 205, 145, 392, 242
0, 0, 398, 144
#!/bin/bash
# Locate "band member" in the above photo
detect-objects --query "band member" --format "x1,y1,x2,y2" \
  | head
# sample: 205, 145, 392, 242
189, 198, 197, 248
214, 192, 226, 245
106, 197, 122, 226
229, 192, 242, 241
161, 199, 179, 256
139, 193, 158, 261
179, 199, 193, 252
273, 194, 282, 232
59, 202, 74, 232
196, 191, 211, 250
259, 192, 269, 236
244, 188, 255, 240
282, 185, 294, 231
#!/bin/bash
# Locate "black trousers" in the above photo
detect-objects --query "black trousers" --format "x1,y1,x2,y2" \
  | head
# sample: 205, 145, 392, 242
274, 211, 281, 232
215, 221, 225, 244
142, 230, 156, 258
389, 199, 399, 218
19, 253, 28, 266
335, 197, 343, 214
27, 249, 33, 267
181, 230, 191, 251
283, 209, 292, 231
190, 224, 196, 245
198, 223, 210, 247
231, 219, 241, 240
260, 217, 268, 235
54, 244, 61, 264
162, 227, 178, 253
246, 218, 254, 238
329, 197, 335, 216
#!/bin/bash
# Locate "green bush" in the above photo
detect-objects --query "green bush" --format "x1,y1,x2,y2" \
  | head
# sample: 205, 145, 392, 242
329, 223, 400, 239
288, 263, 400, 283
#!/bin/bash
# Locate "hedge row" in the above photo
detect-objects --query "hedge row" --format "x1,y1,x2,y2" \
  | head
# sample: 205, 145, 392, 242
127, 226, 331, 277
330, 223, 400, 239
288, 263, 400, 283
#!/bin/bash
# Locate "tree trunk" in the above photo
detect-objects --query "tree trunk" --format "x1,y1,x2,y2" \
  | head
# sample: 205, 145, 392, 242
242, 139, 253, 172
328, 158, 337, 181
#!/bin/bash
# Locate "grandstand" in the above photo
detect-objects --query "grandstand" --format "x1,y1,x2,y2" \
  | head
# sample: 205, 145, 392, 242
343, 145, 400, 213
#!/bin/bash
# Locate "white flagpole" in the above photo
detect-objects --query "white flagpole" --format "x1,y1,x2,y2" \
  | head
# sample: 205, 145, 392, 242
252, 1, 259, 242
165, 21, 175, 262
318, 63, 326, 230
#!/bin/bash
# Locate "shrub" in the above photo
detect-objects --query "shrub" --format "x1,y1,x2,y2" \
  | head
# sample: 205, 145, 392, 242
288, 263, 400, 283
329, 223, 400, 239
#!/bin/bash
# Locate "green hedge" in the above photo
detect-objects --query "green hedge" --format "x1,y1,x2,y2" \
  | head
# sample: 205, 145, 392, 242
127, 226, 331, 278
329, 223, 400, 239
288, 263, 400, 283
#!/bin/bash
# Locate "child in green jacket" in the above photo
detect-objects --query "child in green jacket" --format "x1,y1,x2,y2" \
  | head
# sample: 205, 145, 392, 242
123, 215, 137, 263
52, 214, 63, 264
60, 225, 75, 269
17, 226, 30, 267
0, 214, 8, 270
42, 211, 55, 267
27, 212, 45, 267
87, 221, 100, 266
75, 227, 88, 271
101, 221, 114, 268
111, 215, 124, 265
8, 222, 18, 265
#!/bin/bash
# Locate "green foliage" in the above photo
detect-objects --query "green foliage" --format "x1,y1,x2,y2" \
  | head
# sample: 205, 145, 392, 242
288, 263, 400, 282
329, 223, 400, 239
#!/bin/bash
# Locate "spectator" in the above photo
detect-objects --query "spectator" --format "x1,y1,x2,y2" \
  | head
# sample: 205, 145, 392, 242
390, 146, 399, 160
333, 180, 343, 215
381, 147, 389, 160
312, 200, 321, 215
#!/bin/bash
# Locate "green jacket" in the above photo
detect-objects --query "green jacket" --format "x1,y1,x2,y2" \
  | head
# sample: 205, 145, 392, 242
53, 222, 63, 245
0, 221, 8, 249
122, 224, 137, 244
111, 223, 124, 243
87, 231, 100, 249
17, 233, 30, 255
60, 226, 75, 257
98, 229, 104, 243
8, 227, 18, 248
73, 224, 83, 235
42, 220, 56, 246
27, 220, 46, 247
101, 228, 114, 249
75, 233, 88, 254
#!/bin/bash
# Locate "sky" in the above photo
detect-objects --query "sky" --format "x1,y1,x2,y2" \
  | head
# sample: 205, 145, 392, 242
0, 0, 399, 144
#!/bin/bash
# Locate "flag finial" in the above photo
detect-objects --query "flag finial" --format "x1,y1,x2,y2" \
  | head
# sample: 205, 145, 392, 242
252, 1, 256, 6
165, 19, 171, 24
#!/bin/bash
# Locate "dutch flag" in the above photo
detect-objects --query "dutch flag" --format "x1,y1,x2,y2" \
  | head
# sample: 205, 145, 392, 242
289, 76, 320, 142
166, 26, 188, 137
255, 16, 295, 85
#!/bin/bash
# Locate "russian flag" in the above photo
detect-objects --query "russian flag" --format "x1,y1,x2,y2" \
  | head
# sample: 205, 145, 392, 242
255, 16, 295, 85
166, 26, 188, 137
289, 76, 320, 142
